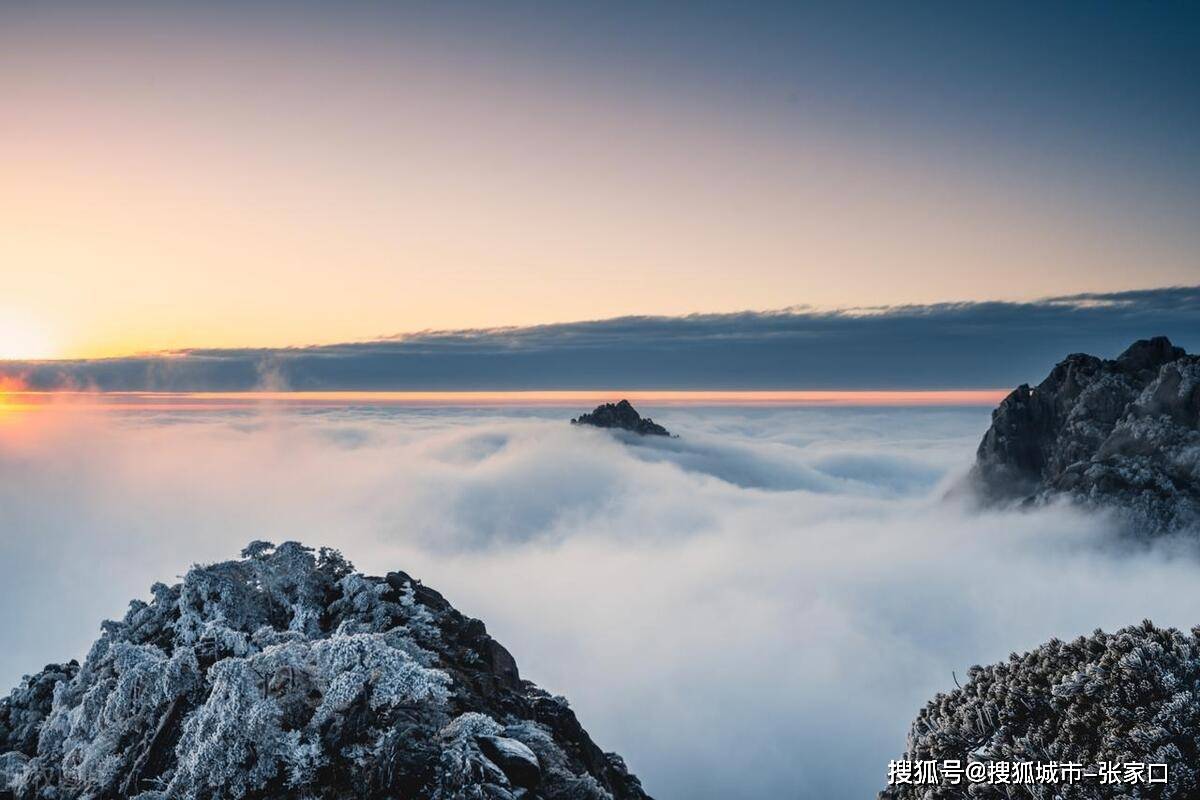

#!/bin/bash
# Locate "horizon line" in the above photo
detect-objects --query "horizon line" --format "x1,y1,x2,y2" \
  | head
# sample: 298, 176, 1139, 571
0, 389, 1009, 409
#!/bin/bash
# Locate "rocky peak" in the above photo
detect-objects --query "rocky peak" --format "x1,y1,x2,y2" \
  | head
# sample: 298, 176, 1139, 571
1115, 335, 1186, 376
970, 337, 1200, 534
0, 542, 652, 800
571, 401, 672, 437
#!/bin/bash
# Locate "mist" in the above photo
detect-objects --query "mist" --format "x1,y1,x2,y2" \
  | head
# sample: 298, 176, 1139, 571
1, 403, 1198, 798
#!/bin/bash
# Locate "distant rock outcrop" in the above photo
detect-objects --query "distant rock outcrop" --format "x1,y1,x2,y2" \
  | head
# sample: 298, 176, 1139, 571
0, 542, 651, 800
570, 401, 672, 437
970, 337, 1200, 534
881, 620, 1200, 799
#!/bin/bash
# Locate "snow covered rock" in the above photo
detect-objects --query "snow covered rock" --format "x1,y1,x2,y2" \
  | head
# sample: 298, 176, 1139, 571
881, 620, 1200, 799
0, 542, 651, 800
570, 401, 672, 437
970, 337, 1200, 534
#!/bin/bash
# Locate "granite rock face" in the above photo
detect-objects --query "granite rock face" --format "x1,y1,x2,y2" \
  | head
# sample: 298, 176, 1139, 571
971, 337, 1200, 534
570, 401, 671, 437
0, 542, 651, 800
881, 620, 1200, 799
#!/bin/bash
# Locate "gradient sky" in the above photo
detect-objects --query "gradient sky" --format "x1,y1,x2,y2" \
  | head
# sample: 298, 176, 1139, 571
3, 1, 1198, 358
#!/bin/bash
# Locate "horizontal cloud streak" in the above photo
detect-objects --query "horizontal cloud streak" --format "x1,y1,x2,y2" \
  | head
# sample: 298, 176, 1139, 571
5, 286, 1198, 390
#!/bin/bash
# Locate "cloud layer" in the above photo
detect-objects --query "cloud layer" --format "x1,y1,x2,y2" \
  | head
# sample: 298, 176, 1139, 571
4, 286, 1199, 391
1, 404, 1199, 799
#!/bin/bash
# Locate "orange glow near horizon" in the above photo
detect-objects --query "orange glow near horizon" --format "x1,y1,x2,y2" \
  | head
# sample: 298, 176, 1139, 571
0, 378, 34, 421
0, 389, 1008, 411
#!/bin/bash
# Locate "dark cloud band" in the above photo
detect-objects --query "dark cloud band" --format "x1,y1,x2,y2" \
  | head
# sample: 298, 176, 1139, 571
6, 286, 1198, 390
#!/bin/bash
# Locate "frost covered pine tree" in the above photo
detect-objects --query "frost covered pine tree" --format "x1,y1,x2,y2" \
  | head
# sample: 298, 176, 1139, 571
882, 620, 1200, 800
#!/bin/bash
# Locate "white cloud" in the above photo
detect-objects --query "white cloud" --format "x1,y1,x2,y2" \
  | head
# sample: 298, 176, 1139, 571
0, 404, 1197, 798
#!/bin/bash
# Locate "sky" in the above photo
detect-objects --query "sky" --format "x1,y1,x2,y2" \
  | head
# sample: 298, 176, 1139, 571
2, 1, 1198, 360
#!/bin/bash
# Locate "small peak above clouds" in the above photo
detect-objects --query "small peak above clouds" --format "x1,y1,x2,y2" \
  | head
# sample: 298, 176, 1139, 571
570, 400, 673, 437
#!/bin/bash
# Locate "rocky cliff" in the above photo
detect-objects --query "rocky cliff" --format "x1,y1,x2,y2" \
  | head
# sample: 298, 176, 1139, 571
570, 402, 671, 437
970, 337, 1200, 534
0, 542, 651, 800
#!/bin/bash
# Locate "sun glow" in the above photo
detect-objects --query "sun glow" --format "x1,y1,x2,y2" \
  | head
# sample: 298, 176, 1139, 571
0, 377, 31, 422
0, 316, 55, 361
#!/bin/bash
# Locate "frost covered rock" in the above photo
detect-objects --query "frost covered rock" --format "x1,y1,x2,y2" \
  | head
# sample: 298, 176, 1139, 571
0, 662, 77, 759
881, 620, 1200, 799
479, 736, 541, 790
0, 542, 651, 800
970, 337, 1200, 534
570, 401, 672, 437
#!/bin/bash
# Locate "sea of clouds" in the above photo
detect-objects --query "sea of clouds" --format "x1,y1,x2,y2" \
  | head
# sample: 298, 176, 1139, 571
2, 403, 1199, 799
